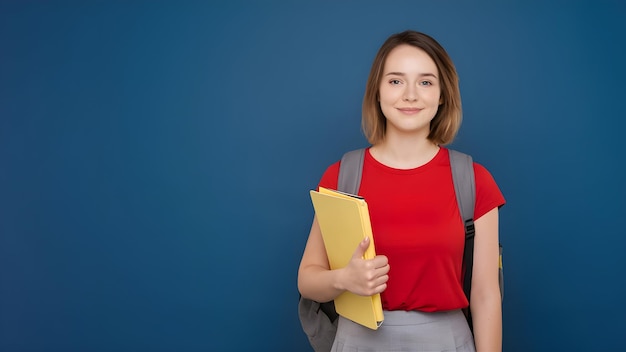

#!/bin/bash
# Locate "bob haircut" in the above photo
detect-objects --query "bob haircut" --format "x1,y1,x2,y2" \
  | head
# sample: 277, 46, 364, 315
362, 30, 462, 145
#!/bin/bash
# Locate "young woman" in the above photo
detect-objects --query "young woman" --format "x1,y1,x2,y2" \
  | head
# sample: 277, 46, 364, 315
298, 30, 505, 351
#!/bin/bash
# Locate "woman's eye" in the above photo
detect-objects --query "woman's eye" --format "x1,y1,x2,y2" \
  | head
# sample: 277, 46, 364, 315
420, 81, 432, 86
389, 79, 402, 85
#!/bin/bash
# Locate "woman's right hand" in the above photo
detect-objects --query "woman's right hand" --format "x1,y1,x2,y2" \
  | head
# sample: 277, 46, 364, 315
339, 237, 390, 296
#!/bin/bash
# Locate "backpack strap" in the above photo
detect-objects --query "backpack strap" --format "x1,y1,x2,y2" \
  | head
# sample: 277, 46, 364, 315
449, 150, 476, 235
448, 149, 476, 330
338, 149, 365, 195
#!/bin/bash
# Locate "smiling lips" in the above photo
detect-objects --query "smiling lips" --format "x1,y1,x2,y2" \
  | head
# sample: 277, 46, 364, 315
397, 107, 422, 115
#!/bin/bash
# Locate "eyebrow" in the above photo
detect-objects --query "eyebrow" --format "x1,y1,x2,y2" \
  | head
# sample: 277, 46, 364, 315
384, 72, 438, 79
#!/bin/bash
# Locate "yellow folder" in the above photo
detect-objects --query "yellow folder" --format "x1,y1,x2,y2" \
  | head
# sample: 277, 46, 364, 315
309, 187, 384, 330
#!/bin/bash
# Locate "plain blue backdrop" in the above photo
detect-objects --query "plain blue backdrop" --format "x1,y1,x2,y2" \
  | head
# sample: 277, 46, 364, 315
1, 1, 625, 351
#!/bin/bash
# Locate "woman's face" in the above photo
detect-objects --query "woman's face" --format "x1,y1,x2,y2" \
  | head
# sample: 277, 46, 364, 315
378, 44, 442, 138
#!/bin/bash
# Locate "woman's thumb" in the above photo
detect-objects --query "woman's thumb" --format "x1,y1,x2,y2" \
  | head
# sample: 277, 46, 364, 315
352, 237, 370, 259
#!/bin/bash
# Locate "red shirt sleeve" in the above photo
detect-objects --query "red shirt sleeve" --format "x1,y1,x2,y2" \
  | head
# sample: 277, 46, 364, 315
473, 162, 506, 220
318, 161, 340, 191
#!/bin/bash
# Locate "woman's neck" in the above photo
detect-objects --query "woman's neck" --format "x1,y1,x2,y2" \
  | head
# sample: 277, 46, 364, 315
370, 136, 440, 169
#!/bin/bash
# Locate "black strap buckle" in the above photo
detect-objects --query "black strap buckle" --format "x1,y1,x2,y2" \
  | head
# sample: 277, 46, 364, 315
464, 219, 475, 240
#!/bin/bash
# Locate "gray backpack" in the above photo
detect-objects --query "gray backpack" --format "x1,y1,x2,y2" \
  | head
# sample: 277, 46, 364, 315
298, 148, 503, 352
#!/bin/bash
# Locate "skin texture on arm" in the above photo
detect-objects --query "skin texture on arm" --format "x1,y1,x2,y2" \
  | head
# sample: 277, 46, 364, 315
470, 207, 503, 352
297, 216, 390, 303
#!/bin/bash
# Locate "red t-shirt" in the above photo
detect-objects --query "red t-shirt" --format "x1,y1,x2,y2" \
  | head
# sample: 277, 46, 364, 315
318, 147, 505, 312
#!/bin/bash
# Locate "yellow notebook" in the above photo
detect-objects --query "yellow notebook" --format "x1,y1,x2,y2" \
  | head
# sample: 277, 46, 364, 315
309, 187, 384, 330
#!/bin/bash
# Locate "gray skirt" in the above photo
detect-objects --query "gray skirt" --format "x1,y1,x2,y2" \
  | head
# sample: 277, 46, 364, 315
331, 309, 475, 352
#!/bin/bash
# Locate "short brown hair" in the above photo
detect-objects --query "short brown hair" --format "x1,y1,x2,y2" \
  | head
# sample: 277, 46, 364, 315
362, 30, 462, 145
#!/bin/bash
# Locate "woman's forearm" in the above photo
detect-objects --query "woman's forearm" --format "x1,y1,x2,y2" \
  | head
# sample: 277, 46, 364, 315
298, 264, 347, 302
470, 293, 502, 352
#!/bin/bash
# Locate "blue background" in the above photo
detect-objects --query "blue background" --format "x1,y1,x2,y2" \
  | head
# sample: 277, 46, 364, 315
1, 1, 625, 351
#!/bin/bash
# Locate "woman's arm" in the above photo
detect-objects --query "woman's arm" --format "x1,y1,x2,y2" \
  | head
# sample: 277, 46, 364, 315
470, 207, 503, 352
297, 216, 389, 302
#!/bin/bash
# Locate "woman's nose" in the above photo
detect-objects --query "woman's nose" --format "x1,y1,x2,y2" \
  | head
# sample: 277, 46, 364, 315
403, 85, 418, 102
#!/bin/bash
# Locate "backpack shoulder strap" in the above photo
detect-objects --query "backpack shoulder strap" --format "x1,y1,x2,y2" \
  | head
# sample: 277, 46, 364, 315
449, 149, 477, 330
338, 148, 365, 194
449, 149, 476, 227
